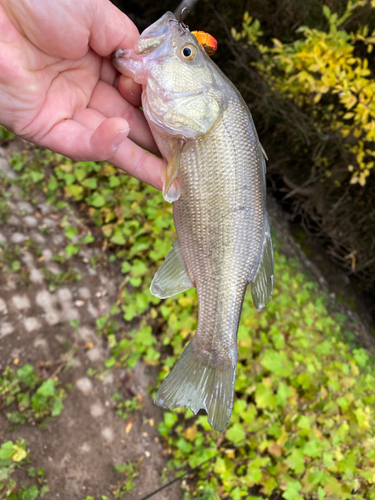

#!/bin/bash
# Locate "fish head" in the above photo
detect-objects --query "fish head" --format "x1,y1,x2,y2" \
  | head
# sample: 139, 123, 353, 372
112, 12, 228, 139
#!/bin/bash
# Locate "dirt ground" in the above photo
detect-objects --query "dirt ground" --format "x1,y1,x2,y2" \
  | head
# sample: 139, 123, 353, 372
1, 139, 374, 500
0, 142, 182, 500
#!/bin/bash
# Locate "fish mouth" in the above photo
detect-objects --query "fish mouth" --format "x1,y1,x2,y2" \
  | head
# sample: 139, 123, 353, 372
112, 48, 143, 80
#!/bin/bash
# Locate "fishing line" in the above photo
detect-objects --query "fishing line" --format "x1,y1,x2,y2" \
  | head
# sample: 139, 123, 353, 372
139, 422, 269, 499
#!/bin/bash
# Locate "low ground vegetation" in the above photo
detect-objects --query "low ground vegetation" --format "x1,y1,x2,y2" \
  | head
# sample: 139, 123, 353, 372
1, 130, 375, 498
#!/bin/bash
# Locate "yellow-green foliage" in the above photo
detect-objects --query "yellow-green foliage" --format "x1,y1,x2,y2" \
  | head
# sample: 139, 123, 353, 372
4, 139, 375, 498
232, 1, 375, 186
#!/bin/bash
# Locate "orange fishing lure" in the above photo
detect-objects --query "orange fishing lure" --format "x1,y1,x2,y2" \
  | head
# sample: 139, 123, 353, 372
191, 30, 218, 56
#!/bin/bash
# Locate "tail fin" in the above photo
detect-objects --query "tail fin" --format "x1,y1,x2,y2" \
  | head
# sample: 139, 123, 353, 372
155, 341, 236, 432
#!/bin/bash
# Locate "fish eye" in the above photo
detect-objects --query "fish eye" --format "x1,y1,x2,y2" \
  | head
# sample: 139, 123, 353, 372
181, 44, 197, 61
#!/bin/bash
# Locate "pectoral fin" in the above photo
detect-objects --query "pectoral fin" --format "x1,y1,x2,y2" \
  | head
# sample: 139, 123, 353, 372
163, 143, 181, 203
150, 240, 193, 299
251, 219, 274, 311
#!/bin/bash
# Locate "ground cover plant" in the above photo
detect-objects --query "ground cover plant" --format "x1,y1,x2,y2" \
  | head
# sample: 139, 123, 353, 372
0, 438, 49, 499
0, 364, 67, 428
1, 129, 375, 498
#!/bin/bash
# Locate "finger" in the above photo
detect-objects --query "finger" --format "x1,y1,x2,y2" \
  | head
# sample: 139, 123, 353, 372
117, 75, 142, 108
89, 80, 159, 155
38, 116, 129, 162
89, 0, 140, 56
112, 139, 164, 190
72, 108, 164, 190
100, 57, 118, 85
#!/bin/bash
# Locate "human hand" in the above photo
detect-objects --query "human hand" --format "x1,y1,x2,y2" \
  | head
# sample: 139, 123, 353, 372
0, 0, 164, 189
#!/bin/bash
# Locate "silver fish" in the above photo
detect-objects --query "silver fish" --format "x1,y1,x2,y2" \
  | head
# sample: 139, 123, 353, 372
112, 12, 274, 432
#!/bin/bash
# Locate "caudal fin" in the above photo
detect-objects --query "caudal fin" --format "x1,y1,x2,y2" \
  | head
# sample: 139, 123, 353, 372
155, 341, 236, 432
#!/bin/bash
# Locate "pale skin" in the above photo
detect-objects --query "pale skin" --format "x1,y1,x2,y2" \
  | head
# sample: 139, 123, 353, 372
0, 0, 164, 190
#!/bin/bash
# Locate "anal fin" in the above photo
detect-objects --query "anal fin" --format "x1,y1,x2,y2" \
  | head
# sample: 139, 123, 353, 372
251, 219, 274, 311
150, 240, 193, 299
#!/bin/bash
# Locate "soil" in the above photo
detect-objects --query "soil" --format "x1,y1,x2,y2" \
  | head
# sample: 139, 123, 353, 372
0, 141, 182, 500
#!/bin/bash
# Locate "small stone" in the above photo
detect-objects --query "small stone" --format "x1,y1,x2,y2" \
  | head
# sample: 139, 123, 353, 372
0, 298, 8, 314
75, 300, 85, 307
10, 185, 21, 197
90, 402, 105, 418
103, 372, 114, 385
12, 295, 31, 310
24, 317, 41, 332
52, 235, 64, 245
42, 217, 56, 228
22, 251, 35, 268
30, 231, 46, 244
42, 249, 52, 261
46, 263, 62, 275
10, 232, 25, 243
36, 290, 59, 325
80, 443, 91, 453
30, 268, 44, 284
79, 327, 95, 342
33, 338, 49, 354
8, 215, 21, 226
24, 215, 38, 227
6, 170, 17, 180
17, 201, 34, 214
145, 451, 151, 458
95, 291, 102, 298
13, 358, 19, 365
38, 203, 51, 215
87, 302, 98, 318
76, 377, 93, 395
86, 347, 102, 362
101, 427, 114, 443
0, 322, 14, 337
78, 287, 91, 300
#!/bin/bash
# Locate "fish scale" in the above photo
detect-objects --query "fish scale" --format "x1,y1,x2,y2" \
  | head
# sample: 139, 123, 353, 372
174, 95, 265, 367
112, 11, 274, 431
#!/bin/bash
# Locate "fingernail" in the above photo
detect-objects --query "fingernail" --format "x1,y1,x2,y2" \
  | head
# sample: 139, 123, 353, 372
113, 128, 129, 148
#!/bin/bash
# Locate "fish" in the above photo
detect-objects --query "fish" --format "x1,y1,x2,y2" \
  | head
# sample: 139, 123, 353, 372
112, 12, 274, 432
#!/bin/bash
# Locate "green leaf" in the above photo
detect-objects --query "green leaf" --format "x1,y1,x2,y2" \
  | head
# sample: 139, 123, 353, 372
65, 226, 78, 239
65, 243, 79, 258
322, 5, 331, 20
84, 234, 95, 244
287, 449, 305, 474
260, 349, 292, 377
36, 379, 55, 397
30, 171, 45, 183
89, 193, 106, 207
111, 229, 126, 245
18, 484, 39, 500
226, 423, 246, 444
0, 441, 15, 464
109, 175, 121, 187
283, 480, 303, 500
11, 260, 21, 272
82, 177, 98, 189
